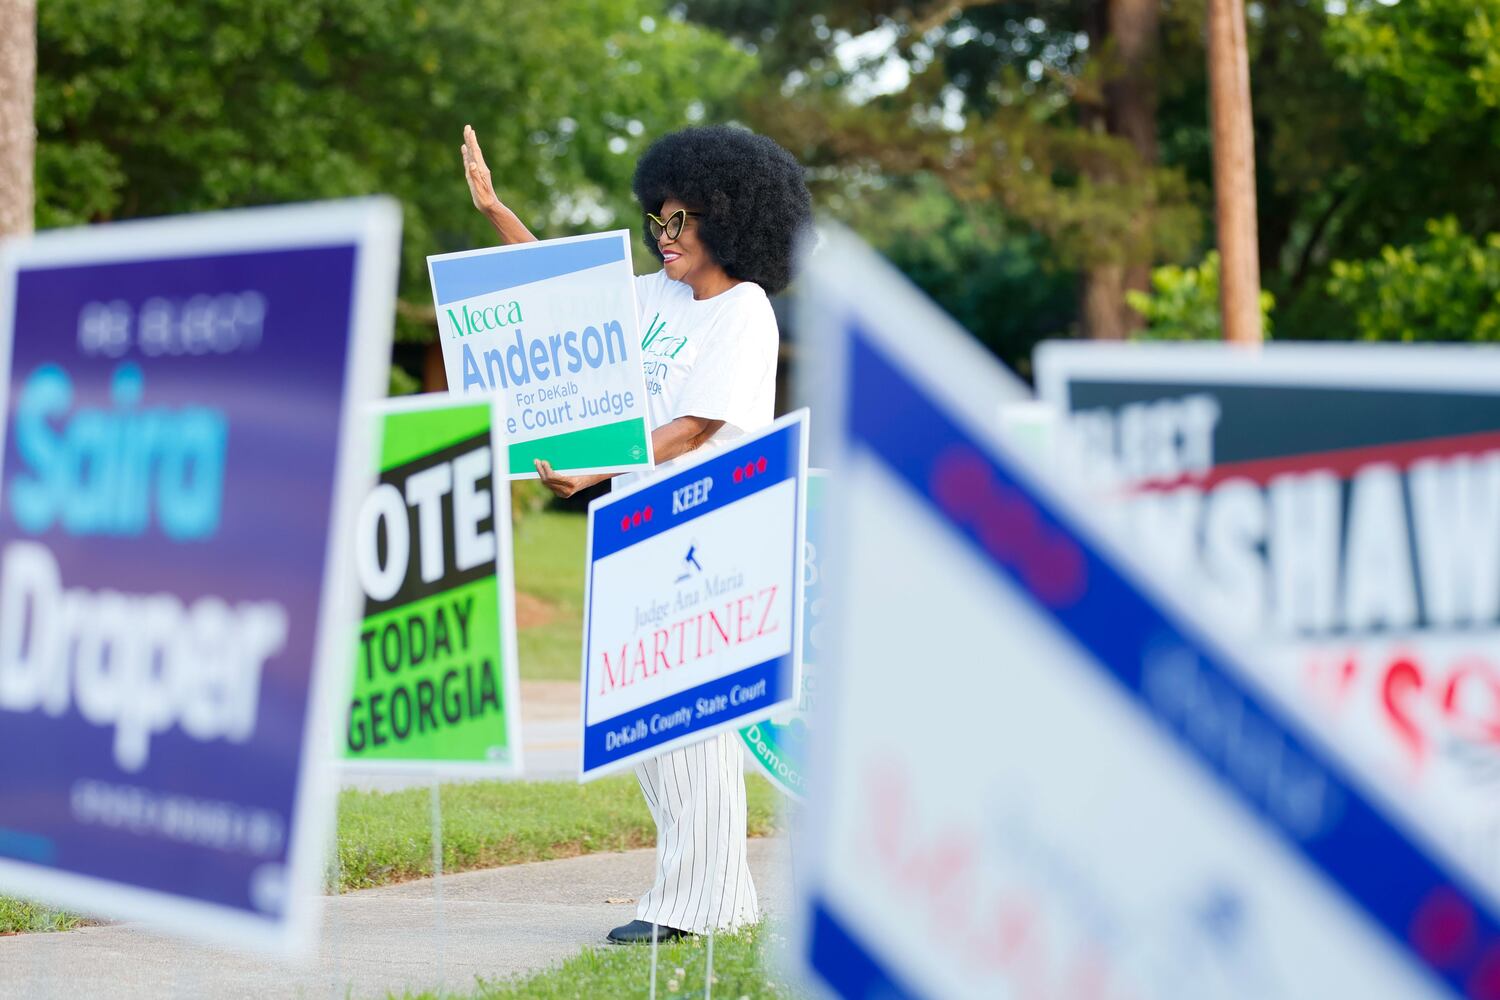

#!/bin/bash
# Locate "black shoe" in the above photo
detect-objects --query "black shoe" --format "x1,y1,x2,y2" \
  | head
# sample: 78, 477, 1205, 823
607, 919, 693, 945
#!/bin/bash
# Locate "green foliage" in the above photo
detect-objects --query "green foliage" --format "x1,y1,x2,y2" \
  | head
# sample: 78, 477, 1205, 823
1125, 252, 1274, 342
723, 9, 1204, 277
1327, 217, 1500, 342
508, 478, 552, 524
0, 897, 81, 935
386, 364, 421, 397
35, 0, 754, 345
335, 775, 781, 891
1328, 0, 1500, 147
825, 173, 1075, 372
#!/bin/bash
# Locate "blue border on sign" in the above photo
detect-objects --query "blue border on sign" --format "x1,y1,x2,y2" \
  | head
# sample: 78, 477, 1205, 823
429, 235, 625, 305
807, 898, 926, 1000
583, 657, 783, 772
582, 421, 803, 776
808, 321, 1499, 1000
589, 423, 800, 560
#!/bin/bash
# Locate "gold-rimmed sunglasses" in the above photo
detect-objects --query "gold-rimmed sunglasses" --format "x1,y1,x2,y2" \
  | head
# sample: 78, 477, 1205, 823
645, 209, 702, 243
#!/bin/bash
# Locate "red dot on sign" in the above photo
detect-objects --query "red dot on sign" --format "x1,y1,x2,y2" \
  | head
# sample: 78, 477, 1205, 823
1411, 887, 1476, 968
620, 516, 631, 532
733, 468, 743, 483
643, 506, 653, 521
632, 511, 643, 527
745, 462, 756, 478
1470, 944, 1500, 1000
756, 456, 768, 474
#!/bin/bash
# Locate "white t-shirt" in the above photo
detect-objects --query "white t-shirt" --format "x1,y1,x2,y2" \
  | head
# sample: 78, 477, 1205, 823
618, 270, 778, 485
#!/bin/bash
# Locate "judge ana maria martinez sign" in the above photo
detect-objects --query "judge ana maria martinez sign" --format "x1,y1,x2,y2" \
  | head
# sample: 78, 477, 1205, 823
579, 412, 808, 780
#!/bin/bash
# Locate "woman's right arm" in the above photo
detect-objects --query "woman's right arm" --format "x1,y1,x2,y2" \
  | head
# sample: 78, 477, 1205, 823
462, 124, 538, 245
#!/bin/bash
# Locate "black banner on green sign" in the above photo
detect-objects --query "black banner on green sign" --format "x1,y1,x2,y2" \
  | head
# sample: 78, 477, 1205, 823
343, 395, 522, 774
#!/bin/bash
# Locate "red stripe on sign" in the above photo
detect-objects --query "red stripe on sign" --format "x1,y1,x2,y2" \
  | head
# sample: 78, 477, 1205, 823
1133, 428, 1500, 492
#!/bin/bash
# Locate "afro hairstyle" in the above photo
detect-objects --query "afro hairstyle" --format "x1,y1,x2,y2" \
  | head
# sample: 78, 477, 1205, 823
632, 125, 811, 295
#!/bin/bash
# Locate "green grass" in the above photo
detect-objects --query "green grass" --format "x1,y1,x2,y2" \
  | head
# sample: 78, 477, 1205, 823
0, 897, 81, 935
2, 775, 781, 931
393, 922, 808, 999
512, 509, 587, 682
334, 775, 782, 892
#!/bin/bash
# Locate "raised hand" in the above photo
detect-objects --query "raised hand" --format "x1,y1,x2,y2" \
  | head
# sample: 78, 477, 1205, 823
461, 124, 501, 215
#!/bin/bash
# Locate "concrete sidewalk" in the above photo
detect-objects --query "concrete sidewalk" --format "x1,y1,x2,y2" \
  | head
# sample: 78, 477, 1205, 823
0, 838, 791, 1000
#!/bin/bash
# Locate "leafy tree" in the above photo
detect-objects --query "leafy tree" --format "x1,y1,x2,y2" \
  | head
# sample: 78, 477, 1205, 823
1242, 0, 1500, 338
34, 0, 753, 354
1327, 217, 1500, 342
829, 172, 1075, 374
686, 0, 1500, 350
679, 0, 1203, 340
1328, 0, 1500, 150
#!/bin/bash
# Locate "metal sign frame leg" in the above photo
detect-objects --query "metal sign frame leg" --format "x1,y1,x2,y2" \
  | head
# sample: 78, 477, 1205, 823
430, 776, 446, 999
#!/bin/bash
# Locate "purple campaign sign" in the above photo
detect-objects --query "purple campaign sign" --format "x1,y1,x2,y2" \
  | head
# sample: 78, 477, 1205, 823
0, 199, 400, 952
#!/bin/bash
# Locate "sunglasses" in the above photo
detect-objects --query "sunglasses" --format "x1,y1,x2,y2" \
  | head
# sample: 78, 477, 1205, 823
645, 209, 702, 243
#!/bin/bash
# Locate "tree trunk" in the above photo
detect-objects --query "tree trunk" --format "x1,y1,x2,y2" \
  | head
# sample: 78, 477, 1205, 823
423, 341, 448, 392
0, 0, 36, 238
1080, 0, 1160, 339
1108, 0, 1160, 332
1081, 264, 1128, 341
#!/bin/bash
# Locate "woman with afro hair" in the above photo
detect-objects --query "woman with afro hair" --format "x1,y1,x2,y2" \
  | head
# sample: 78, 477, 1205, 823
461, 122, 811, 944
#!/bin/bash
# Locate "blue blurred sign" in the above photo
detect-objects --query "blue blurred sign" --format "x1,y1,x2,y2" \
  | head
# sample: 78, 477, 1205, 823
796, 228, 1499, 1000
0, 199, 400, 952
580, 411, 807, 780
739, 470, 826, 799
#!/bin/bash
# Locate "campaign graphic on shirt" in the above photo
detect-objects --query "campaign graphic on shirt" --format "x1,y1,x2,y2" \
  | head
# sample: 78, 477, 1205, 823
739, 471, 825, 799
1034, 343, 1500, 894
632, 272, 779, 439
0, 199, 399, 952
797, 228, 1499, 1000
427, 231, 654, 478
639, 305, 686, 401
580, 412, 808, 780
343, 395, 522, 775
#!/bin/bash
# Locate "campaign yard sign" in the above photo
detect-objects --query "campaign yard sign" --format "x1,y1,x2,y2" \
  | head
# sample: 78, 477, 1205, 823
579, 412, 808, 780
739, 470, 826, 799
427, 231, 654, 478
795, 227, 1500, 1000
1034, 342, 1500, 893
343, 395, 522, 775
0, 199, 400, 951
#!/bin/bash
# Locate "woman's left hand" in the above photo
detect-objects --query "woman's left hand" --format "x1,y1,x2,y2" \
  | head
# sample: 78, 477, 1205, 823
534, 459, 596, 499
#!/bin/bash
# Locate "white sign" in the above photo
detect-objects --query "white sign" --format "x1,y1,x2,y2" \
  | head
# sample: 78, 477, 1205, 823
427, 231, 654, 478
1034, 342, 1500, 895
794, 227, 1499, 1000
579, 411, 808, 780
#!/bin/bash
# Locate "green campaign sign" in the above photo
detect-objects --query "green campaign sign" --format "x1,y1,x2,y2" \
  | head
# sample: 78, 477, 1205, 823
343, 395, 522, 774
739, 472, 825, 798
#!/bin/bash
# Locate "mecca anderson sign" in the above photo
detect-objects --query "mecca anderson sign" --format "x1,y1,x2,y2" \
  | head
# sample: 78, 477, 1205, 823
427, 231, 654, 478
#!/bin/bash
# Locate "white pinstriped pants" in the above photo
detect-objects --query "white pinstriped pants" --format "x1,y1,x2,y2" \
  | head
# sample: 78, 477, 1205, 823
633, 732, 758, 933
